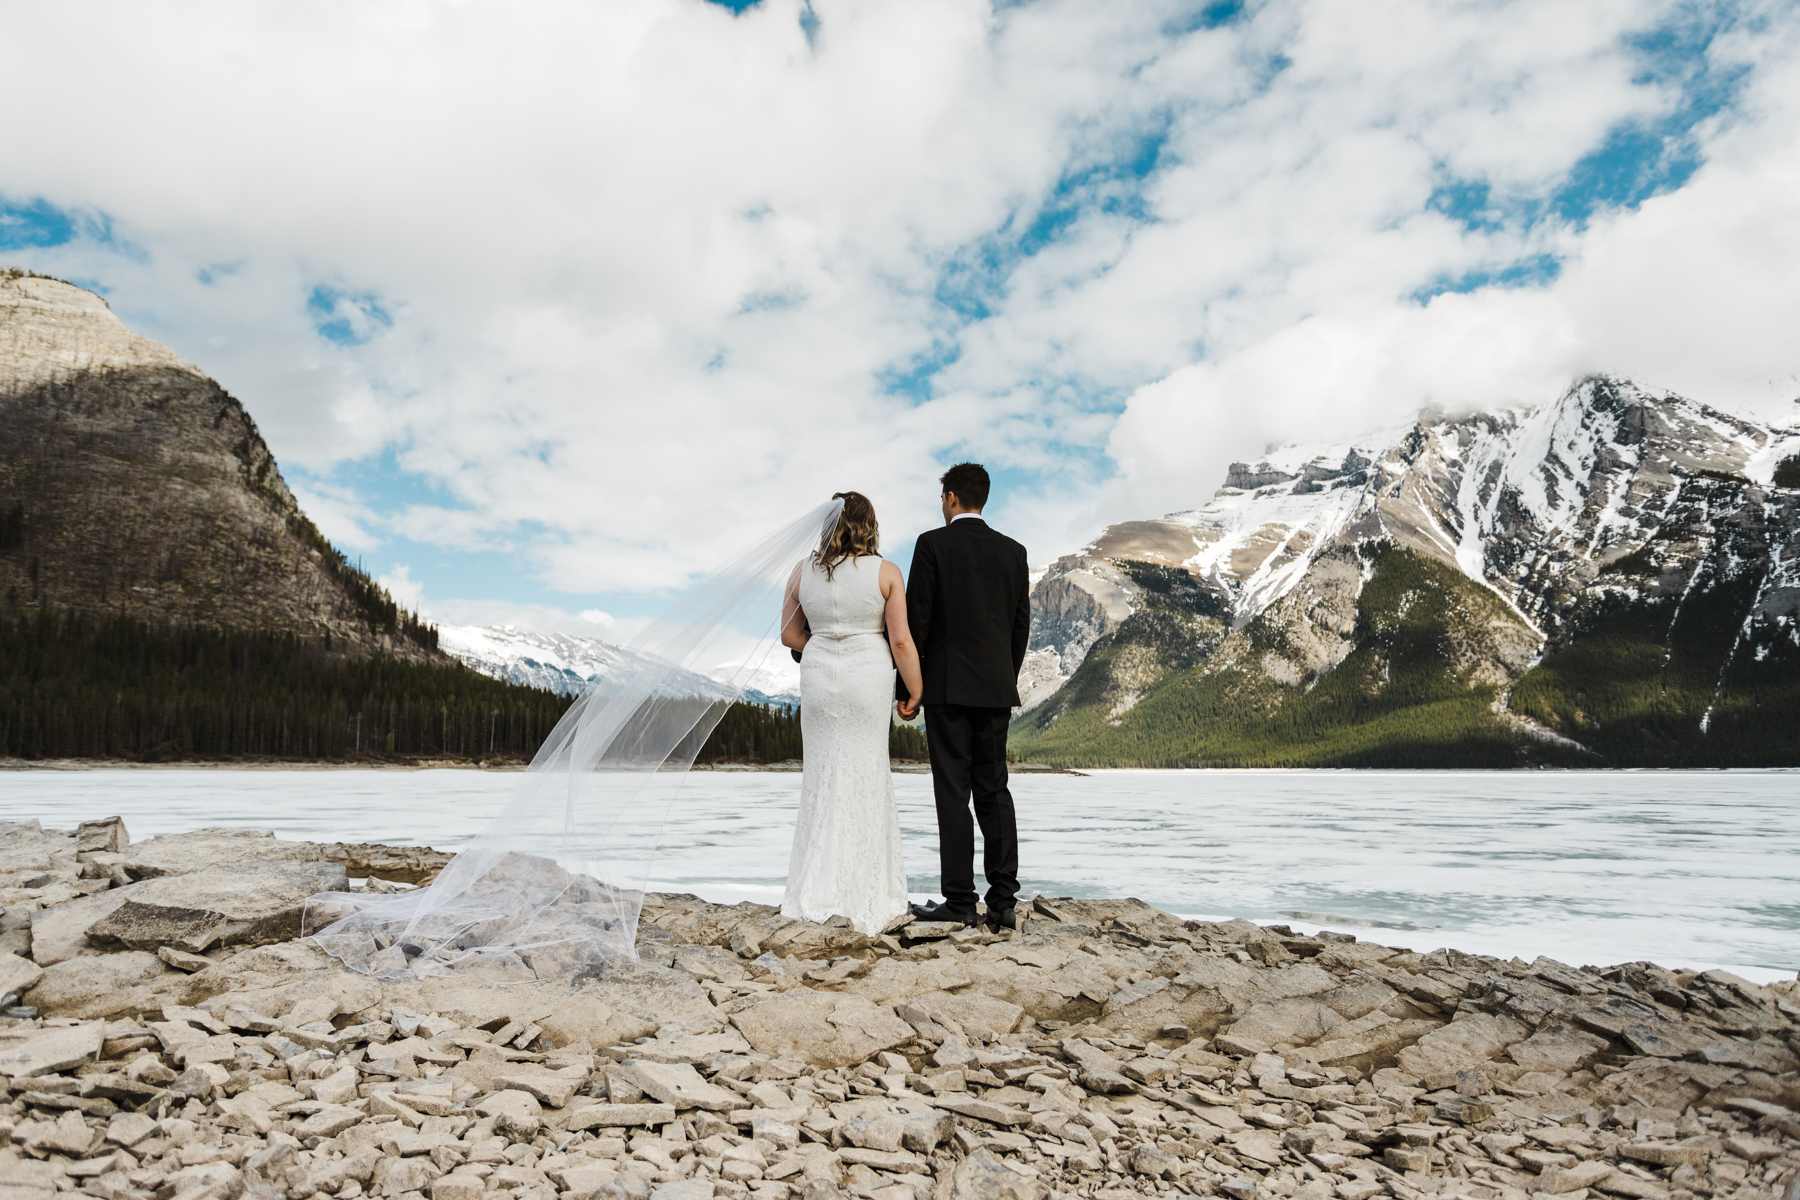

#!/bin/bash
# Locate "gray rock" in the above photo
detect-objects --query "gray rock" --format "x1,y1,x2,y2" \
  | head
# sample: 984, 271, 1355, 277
729, 991, 913, 1068
898, 988, 1024, 1039
75, 816, 128, 858
492, 1063, 582, 1108
0, 1020, 102, 1076
952, 1148, 1042, 1199
22, 951, 164, 1018
0, 950, 44, 998
566, 1102, 676, 1130
1396, 1012, 1528, 1078
116, 827, 324, 879
157, 945, 214, 973
86, 861, 348, 953
476, 1088, 544, 1137
614, 1059, 741, 1112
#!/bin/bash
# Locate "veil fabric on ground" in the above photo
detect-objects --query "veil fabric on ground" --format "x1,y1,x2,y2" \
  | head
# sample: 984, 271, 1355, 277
303, 499, 845, 981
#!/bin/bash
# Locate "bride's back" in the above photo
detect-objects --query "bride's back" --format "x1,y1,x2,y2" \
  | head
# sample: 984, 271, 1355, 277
799, 554, 886, 637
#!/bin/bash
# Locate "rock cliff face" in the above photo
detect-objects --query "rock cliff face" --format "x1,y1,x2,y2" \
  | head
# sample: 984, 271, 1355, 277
1015, 378, 1800, 766
2, 818, 1797, 1198
0, 270, 436, 659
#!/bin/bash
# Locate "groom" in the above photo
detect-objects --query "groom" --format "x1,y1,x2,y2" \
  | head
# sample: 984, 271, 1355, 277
897, 463, 1031, 933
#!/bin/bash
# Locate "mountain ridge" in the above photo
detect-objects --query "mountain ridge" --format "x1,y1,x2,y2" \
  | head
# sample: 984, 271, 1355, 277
0, 271, 438, 659
1015, 375, 1800, 766
438, 622, 803, 710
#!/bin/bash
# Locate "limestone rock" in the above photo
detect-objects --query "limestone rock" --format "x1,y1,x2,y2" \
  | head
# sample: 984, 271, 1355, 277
75, 816, 127, 858
952, 1148, 1042, 1199
0, 950, 44, 999
23, 951, 165, 1018
729, 991, 913, 1068
566, 1102, 676, 1130
1395, 1012, 1528, 1077
614, 1059, 740, 1112
0, 1020, 102, 1076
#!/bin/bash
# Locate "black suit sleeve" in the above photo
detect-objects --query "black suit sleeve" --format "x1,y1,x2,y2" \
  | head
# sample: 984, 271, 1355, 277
897, 535, 937, 702
1011, 544, 1030, 676
908, 534, 936, 656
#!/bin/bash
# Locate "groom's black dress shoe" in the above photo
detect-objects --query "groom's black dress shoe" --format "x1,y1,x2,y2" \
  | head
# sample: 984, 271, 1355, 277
986, 906, 1017, 933
910, 900, 977, 927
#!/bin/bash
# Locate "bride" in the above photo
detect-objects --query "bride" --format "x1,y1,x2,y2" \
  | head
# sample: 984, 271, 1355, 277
306, 494, 913, 979
779, 490, 923, 932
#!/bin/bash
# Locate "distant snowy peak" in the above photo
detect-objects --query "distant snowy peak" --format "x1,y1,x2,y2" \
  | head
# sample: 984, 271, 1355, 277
438, 624, 630, 696
439, 623, 800, 709
1023, 375, 1798, 709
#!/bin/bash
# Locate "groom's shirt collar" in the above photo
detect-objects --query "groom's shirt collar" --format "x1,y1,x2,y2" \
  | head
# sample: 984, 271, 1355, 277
951, 512, 984, 524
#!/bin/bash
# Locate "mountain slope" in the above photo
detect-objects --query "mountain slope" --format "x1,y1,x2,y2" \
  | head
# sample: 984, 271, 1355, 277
1015, 376, 1800, 766
0, 270, 435, 658
439, 623, 803, 709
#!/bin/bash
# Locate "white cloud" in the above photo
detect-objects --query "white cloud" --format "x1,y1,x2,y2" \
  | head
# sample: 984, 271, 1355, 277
288, 478, 383, 555
377, 564, 424, 611
1103, 2, 1800, 519
2, 0, 1795, 611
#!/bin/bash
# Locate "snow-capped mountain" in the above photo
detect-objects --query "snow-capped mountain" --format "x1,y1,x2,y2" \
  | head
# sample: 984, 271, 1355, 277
439, 623, 801, 709
1015, 376, 1800, 767
438, 624, 633, 696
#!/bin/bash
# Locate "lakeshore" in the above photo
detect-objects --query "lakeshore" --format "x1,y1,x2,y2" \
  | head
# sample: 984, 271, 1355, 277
1, 817, 1797, 1199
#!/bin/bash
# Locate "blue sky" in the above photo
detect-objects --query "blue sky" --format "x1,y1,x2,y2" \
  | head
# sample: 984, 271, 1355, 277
4, 0, 1797, 635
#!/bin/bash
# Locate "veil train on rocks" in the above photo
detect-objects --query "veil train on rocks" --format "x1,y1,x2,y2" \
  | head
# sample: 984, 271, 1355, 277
302, 499, 846, 982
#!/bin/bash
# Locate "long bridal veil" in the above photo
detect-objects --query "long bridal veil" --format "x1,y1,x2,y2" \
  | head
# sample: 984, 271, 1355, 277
303, 498, 845, 981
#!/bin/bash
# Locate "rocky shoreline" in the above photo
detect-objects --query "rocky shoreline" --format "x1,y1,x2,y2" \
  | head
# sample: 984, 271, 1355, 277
1, 818, 1796, 1199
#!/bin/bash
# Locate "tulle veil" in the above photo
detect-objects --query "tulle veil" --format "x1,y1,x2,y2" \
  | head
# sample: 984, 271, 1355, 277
303, 498, 846, 980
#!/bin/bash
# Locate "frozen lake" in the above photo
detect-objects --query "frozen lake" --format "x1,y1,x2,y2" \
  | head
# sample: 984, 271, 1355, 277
3, 766, 1796, 982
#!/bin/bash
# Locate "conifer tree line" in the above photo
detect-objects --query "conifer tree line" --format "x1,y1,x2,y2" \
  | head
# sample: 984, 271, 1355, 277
0, 501, 23, 554
282, 512, 439, 653
0, 606, 928, 764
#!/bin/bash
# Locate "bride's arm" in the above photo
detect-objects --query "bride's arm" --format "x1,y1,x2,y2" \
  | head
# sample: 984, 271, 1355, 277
780, 563, 809, 655
881, 561, 924, 714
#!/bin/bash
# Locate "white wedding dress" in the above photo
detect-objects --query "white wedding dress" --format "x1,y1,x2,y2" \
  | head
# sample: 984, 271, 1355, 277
782, 554, 910, 933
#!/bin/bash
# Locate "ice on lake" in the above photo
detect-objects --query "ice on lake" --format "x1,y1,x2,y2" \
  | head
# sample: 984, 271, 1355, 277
4, 766, 1796, 982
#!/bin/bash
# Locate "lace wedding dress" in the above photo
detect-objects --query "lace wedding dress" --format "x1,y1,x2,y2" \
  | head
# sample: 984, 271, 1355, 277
783, 554, 909, 933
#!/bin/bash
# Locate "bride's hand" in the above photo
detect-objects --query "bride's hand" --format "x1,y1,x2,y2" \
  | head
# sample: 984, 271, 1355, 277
896, 696, 921, 721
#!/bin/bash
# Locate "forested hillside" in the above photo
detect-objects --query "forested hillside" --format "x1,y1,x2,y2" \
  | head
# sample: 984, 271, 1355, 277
0, 607, 926, 764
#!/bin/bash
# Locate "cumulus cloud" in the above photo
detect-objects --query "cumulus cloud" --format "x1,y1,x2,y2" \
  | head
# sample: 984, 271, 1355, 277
2, 0, 1795, 609
288, 478, 383, 555
376, 564, 424, 612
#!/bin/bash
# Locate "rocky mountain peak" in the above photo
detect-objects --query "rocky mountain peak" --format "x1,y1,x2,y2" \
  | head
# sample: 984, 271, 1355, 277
1015, 375, 1800, 765
0, 271, 191, 396
0, 266, 438, 659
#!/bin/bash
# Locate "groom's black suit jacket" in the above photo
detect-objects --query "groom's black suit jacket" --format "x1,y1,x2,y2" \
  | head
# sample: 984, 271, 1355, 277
902, 517, 1031, 709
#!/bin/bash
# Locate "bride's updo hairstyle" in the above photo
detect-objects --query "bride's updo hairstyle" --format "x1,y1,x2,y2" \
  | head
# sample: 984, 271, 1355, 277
815, 491, 879, 579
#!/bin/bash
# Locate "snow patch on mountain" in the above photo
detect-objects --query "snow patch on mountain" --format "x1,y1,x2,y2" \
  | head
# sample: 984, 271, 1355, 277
439, 623, 800, 708
1020, 375, 1797, 712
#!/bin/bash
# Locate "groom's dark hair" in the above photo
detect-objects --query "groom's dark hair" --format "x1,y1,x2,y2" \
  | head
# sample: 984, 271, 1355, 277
940, 462, 990, 511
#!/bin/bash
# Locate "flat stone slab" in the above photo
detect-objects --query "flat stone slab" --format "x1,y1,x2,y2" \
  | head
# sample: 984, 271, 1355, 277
33, 861, 348, 964
23, 951, 165, 1019
615, 1059, 741, 1112
116, 827, 323, 880
565, 1102, 676, 1130
0, 951, 44, 998
728, 991, 913, 1068
0, 1021, 103, 1077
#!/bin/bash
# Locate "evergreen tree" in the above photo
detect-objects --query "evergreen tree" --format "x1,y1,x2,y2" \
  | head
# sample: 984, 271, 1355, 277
0, 607, 923, 766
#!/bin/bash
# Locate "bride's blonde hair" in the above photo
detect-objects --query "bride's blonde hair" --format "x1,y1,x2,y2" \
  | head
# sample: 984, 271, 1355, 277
814, 491, 879, 579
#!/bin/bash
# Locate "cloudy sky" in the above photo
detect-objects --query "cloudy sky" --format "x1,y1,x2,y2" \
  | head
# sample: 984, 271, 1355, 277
4, 0, 1797, 635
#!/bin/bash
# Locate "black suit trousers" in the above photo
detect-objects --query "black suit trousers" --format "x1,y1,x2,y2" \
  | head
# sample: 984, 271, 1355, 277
924, 703, 1018, 911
